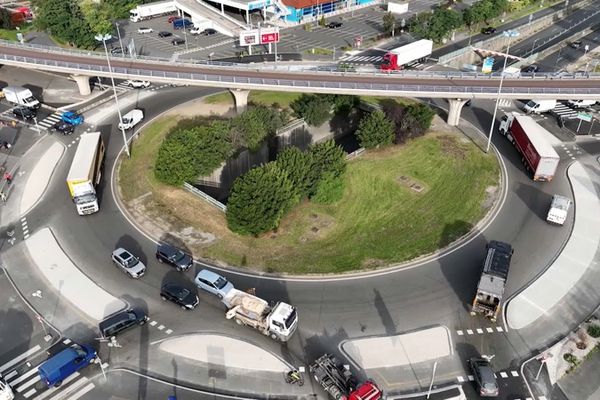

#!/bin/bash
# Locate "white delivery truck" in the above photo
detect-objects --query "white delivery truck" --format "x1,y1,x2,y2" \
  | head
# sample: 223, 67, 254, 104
129, 0, 177, 22
66, 132, 105, 215
118, 109, 144, 130
546, 194, 571, 225
380, 39, 433, 71
523, 99, 557, 114
1, 86, 40, 109
222, 289, 298, 341
0, 374, 14, 400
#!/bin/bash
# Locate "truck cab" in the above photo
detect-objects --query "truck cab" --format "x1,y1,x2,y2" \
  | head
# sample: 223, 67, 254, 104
38, 344, 96, 387
266, 302, 298, 341
72, 182, 99, 215
546, 194, 571, 225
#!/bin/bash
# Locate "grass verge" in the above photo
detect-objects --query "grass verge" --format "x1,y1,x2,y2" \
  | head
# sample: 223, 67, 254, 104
120, 113, 499, 274
203, 90, 303, 109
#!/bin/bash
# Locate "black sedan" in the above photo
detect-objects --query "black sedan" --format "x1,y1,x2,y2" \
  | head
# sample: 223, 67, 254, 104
12, 106, 35, 120
481, 26, 496, 34
523, 64, 540, 73
171, 38, 185, 46
202, 28, 217, 36
156, 243, 193, 271
327, 21, 343, 28
158, 31, 173, 38
570, 40, 582, 49
160, 283, 199, 310
52, 121, 75, 135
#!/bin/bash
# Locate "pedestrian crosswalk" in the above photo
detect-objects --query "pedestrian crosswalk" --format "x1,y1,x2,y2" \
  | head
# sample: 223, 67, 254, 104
36, 112, 61, 131
0, 339, 101, 400
553, 102, 579, 120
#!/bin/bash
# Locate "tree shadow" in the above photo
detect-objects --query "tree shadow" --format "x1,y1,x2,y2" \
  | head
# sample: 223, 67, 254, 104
114, 234, 147, 265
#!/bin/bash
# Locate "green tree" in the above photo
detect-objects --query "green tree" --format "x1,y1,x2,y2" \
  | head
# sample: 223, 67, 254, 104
154, 129, 199, 185
356, 110, 395, 149
232, 105, 281, 152
191, 121, 232, 175
408, 12, 432, 39
382, 12, 396, 36
462, 7, 475, 27
311, 172, 345, 204
80, 0, 112, 35
406, 103, 435, 133
276, 146, 313, 199
290, 94, 332, 126
427, 8, 462, 42
308, 140, 346, 197
226, 163, 297, 235
0, 8, 12, 29
34, 0, 95, 48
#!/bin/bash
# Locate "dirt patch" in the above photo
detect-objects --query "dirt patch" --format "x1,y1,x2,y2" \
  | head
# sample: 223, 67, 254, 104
361, 258, 387, 269
298, 213, 336, 242
438, 135, 468, 159
396, 175, 428, 194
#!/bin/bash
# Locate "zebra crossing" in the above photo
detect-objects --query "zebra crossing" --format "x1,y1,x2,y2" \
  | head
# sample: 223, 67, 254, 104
338, 54, 426, 69
36, 112, 61, 131
0, 339, 102, 400
553, 102, 579, 120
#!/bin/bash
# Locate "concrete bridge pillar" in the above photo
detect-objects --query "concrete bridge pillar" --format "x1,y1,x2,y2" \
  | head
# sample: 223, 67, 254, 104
230, 89, 250, 114
71, 75, 91, 96
447, 98, 469, 126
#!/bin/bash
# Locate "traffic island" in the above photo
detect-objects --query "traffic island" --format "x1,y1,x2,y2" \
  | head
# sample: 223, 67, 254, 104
116, 92, 501, 275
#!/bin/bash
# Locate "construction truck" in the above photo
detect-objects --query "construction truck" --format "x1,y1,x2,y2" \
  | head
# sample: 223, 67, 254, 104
222, 289, 298, 341
66, 132, 105, 215
309, 354, 382, 400
471, 241, 513, 322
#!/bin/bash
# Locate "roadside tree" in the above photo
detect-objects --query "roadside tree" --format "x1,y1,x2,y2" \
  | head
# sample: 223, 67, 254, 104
356, 110, 395, 149
290, 94, 332, 126
276, 147, 313, 199
308, 139, 346, 197
382, 12, 396, 36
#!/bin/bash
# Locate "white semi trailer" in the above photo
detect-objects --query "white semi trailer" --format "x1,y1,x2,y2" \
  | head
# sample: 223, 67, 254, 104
129, 0, 177, 22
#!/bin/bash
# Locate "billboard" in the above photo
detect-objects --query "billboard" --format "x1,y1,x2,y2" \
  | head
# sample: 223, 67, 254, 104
239, 28, 280, 46
240, 31, 259, 46
482, 57, 494, 74
260, 27, 280, 44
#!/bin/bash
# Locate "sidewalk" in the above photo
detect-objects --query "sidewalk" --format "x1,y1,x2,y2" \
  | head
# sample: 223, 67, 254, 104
506, 159, 600, 330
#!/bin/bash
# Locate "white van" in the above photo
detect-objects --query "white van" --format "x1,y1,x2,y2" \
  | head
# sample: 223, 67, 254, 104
523, 99, 557, 114
567, 99, 596, 108
118, 109, 144, 130
547, 194, 571, 225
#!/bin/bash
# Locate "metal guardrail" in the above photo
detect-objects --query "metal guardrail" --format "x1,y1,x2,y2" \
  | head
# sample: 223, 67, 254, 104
182, 182, 226, 212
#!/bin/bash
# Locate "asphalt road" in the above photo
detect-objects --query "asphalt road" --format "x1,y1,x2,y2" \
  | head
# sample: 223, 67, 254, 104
535, 29, 600, 72
0, 66, 598, 399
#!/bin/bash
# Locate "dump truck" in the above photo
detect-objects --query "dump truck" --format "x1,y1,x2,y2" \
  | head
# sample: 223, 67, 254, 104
129, 0, 177, 22
310, 354, 382, 400
471, 241, 513, 322
546, 194, 571, 225
380, 39, 433, 71
498, 113, 560, 181
2, 86, 40, 109
222, 288, 298, 341
66, 132, 105, 215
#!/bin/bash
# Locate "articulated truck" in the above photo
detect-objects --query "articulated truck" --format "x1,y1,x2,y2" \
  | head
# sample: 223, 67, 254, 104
66, 132, 105, 215
471, 241, 513, 322
499, 113, 560, 181
310, 354, 382, 400
129, 0, 177, 22
380, 39, 433, 71
222, 288, 298, 341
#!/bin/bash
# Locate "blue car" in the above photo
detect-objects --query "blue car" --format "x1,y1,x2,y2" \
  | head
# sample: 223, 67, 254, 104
61, 111, 84, 125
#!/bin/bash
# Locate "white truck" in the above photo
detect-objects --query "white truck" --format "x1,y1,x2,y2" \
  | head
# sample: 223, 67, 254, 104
66, 132, 105, 215
1, 86, 40, 109
380, 39, 433, 71
118, 109, 144, 130
0, 374, 14, 400
222, 288, 298, 341
546, 194, 571, 225
129, 0, 177, 22
523, 99, 557, 114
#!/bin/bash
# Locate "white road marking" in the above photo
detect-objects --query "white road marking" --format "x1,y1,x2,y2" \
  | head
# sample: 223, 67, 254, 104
456, 330, 464, 335
63, 339, 71, 345
157, 325, 165, 330
456, 376, 465, 382
496, 327, 503, 332
150, 320, 157, 326
467, 375, 474, 381
466, 329, 474, 335
31, 372, 80, 400
3, 370, 18, 381
511, 370, 519, 377
23, 388, 37, 398
476, 328, 484, 334
67, 382, 95, 400
10, 366, 39, 385
166, 329, 173, 334
499, 371, 508, 378
16, 374, 41, 392
486, 327, 494, 333
0, 345, 41, 374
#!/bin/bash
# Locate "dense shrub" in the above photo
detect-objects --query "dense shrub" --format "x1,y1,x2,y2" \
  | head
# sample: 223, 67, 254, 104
311, 172, 345, 204
290, 94, 332, 126
587, 324, 600, 338
231, 105, 285, 151
308, 140, 346, 197
276, 147, 313, 199
356, 110, 395, 149
226, 163, 298, 235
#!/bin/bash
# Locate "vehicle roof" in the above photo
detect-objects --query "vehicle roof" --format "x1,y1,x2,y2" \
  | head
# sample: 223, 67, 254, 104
66, 132, 102, 182
113, 248, 133, 259
513, 115, 561, 159
99, 309, 137, 327
483, 240, 512, 279
39, 347, 81, 373
197, 269, 222, 282
551, 195, 571, 210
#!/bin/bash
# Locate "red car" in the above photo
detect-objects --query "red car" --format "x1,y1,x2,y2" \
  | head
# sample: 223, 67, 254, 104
167, 15, 178, 23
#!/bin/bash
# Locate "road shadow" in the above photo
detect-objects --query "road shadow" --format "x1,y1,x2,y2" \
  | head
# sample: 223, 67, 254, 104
514, 182, 551, 221
373, 288, 396, 337
114, 234, 147, 265
0, 308, 33, 364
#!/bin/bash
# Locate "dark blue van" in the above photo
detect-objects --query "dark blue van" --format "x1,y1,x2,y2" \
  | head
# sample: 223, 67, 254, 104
38, 343, 97, 387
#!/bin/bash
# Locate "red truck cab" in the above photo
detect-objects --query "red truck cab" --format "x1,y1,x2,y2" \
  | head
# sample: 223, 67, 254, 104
348, 381, 382, 400
380, 53, 398, 71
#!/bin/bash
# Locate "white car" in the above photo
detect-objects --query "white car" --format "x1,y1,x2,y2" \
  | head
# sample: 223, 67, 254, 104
111, 248, 146, 278
126, 80, 151, 89
137, 27, 153, 34
190, 27, 202, 35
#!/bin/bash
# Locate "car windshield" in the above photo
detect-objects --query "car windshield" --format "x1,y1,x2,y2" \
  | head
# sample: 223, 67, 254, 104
73, 192, 96, 205
284, 308, 298, 329
214, 277, 228, 289
73, 345, 87, 358
170, 250, 185, 262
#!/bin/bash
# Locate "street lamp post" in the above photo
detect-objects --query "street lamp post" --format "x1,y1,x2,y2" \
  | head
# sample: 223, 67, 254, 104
486, 29, 519, 153
530, 38, 539, 56
178, 9, 189, 51
95, 33, 130, 158
115, 22, 125, 57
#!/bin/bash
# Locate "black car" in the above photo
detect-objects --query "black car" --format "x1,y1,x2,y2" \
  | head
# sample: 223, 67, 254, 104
12, 106, 36, 120
171, 38, 186, 45
52, 121, 75, 135
468, 357, 499, 397
523, 64, 539, 73
570, 40, 582, 49
155, 243, 193, 271
160, 283, 199, 310
327, 21, 343, 29
203, 28, 217, 36
110, 46, 124, 55
158, 31, 173, 38
99, 309, 148, 338
481, 26, 496, 34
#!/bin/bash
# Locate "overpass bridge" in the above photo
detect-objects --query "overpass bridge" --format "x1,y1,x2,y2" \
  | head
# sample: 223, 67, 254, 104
1, 40, 600, 125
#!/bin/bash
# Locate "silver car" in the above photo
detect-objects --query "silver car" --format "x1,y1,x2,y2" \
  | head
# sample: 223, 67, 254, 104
194, 269, 234, 299
111, 248, 146, 278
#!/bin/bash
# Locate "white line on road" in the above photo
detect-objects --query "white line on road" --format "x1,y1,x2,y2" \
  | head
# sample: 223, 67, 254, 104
31, 372, 80, 400
456, 330, 463, 335
9, 366, 38, 385
16, 374, 41, 392
456, 376, 465, 382
466, 329, 474, 335
67, 382, 95, 400
476, 328, 484, 334
150, 321, 157, 326
0, 345, 41, 374
157, 325, 165, 330
500, 371, 508, 378
23, 388, 37, 398
486, 327, 494, 333
511, 370, 519, 377
3, 370, 18, 381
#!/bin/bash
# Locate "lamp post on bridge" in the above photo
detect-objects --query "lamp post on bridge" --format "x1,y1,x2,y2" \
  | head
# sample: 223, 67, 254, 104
486, 29, 519, 153
95, 33, 130, 158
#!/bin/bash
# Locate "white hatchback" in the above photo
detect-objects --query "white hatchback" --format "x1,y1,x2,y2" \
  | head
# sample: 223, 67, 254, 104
137, 27, 153, 34
126, 80, 151, 89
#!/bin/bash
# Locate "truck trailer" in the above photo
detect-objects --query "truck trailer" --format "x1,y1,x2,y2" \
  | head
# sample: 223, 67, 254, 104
66, 132, 105, 215
309, 354, 382, 400
222, 288, 298, 341
498, 113, 560, 181
380, 39, 433, 71
1, 86, 40, 109
129, 0, 177, 22
471, 241, 513, 322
